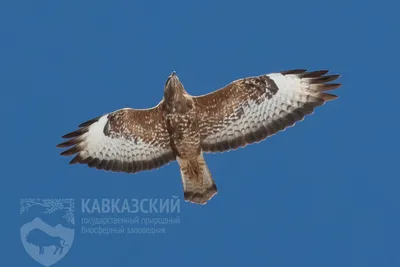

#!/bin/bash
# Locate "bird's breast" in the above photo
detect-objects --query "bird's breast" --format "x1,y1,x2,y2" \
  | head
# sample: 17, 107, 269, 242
165, 111, 201, 157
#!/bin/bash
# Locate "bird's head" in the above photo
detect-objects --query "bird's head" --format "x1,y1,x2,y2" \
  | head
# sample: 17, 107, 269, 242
164, 71, 185, 97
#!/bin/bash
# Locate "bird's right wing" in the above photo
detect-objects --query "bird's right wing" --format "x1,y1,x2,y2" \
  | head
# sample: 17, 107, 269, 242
57, 102, 175, 173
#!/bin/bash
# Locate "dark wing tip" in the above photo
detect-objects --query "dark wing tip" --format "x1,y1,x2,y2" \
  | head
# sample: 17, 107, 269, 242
310, 74, 341, 84
280, 69, 307, 75
59, 115, 103, 152
78, 116, 102, 128
300, 70, 329, 78
281, 69, 341, 80
294, 70, 342, 96
56, 143, 65, 148
69, 154, 85, 164
57, 138, 81, 148
60, 145, 81, 156
61, 128, 88, 139
320, 93, 339, 101
60, 115, 102, 140
318, 83, 342, 91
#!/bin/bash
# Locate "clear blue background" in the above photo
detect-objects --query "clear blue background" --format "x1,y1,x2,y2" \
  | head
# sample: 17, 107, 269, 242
1, 0, 399, 266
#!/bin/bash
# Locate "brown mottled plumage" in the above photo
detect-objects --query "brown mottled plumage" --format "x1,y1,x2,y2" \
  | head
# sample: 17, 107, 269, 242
57, 69, 341, 204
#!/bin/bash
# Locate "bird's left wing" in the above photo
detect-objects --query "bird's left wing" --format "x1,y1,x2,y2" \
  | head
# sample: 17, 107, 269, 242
57, 102, 175, 173
194, 69, 341, 153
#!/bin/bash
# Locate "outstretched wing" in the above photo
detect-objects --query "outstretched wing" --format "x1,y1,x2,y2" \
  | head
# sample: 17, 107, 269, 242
194, 69, 341, 153
57, 102, 175, 173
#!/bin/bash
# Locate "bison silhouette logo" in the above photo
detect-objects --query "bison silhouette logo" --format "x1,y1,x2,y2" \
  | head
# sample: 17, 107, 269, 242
20, 199, 74, 266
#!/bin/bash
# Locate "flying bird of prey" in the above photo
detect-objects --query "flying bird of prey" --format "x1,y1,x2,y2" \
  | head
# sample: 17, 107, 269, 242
57, 69, 341, 204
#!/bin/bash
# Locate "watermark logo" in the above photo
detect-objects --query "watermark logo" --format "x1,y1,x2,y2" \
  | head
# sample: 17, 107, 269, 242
80, 196, 181, 236
19, 196, 181, 264
20, 199, 75, 266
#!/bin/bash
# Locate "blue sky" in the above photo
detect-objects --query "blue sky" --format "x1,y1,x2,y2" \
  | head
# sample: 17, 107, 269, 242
1, 0, 399, 266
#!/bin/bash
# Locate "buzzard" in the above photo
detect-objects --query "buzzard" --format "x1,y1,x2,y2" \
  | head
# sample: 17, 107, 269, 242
57, 69, 341, 204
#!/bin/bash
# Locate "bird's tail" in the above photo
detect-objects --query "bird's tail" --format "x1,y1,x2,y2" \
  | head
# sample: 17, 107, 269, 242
177, 153, 217, 205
